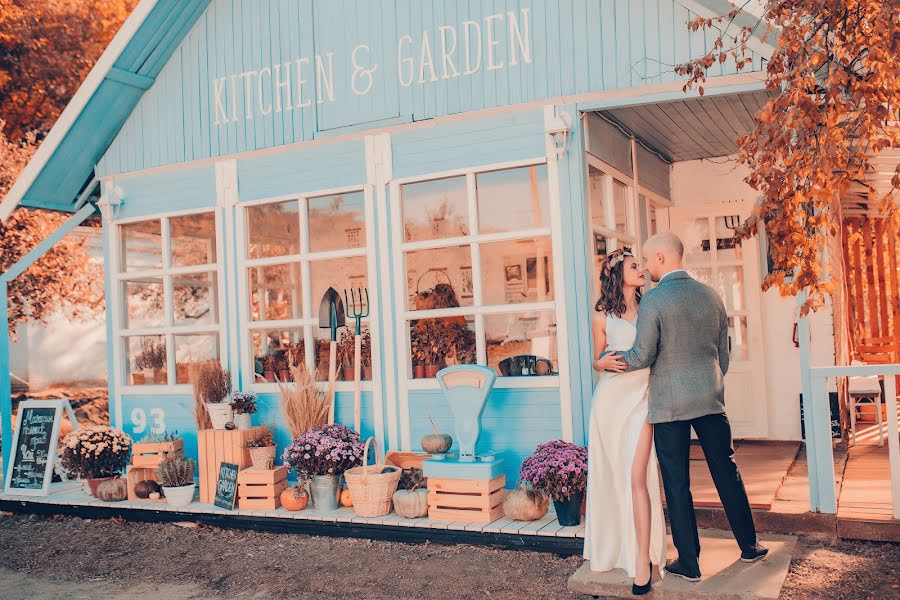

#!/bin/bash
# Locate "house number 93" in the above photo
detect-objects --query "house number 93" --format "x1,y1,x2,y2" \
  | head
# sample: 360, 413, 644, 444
130, 407, 166, 435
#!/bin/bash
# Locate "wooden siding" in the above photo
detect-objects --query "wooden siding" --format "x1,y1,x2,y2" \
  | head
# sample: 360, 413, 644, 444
97, 0, 765, 176
113, 164, 218, 220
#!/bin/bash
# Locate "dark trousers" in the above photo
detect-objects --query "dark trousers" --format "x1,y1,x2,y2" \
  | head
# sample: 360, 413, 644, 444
654, 412, 757, 564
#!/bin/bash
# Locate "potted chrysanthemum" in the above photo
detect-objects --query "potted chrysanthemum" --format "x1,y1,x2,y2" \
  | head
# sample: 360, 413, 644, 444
282, 424, 364, 511
519, 440, 588, 526
59, 426, 133, 497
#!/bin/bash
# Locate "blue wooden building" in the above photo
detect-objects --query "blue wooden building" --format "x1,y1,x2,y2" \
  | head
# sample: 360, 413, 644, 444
3, 0, 821, 493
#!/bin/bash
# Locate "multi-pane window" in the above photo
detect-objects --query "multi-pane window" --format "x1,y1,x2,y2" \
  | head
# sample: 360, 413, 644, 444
242, 190, 370, 383
399, 164, 558, 379
587, 163, 636, 297
119, 212, 220, 386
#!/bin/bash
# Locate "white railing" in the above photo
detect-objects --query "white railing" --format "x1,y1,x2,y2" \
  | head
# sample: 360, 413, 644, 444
806, 364, 900, 517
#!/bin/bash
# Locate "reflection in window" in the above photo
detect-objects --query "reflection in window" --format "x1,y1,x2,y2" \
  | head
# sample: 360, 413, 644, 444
485, 311, 558, 376
174, 334, 219, 383
408, 317, 476, 378
121, 220, 162, 271
405, 246, 473, 311
173, 272, 217, 325
170, 212, 216, 266
247, 200, 300, 258
402, 176, 469, 242
479, 238, 553, 305
123, 278, 164, 329
613, 180, 628, 233
308, 192, 366, 252
728, 316, 749, 361
477, 165, 549, 233
249, 263, 302, 321
252, 328, 304, 383
309, 256, 368, 317
126, 335, 167, 385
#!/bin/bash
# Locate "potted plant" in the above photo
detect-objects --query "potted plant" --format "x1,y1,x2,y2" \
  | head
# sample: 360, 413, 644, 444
134, 337, 167, 384
392, 467, 428, 518
360, 331, 373, 380
519, 440, 588, 526
228, 392, 257, 429
275, 353, 292, 383
245, 425, 276, 469
337, 329, 355, 381
282, 424, 364, 511
190, 360, 232, 429
410, 320, 449, 378
59, 426, 133, 497
263, 354, 278, 383
279, 362, 329, 438
448, 322, 476, 365
156, 454, 196, 507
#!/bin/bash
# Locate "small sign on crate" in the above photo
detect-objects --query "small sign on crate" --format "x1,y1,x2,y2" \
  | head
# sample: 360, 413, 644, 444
214, 462, 240, 510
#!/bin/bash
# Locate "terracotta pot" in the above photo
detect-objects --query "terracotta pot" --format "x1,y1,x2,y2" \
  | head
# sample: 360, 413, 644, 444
249, 446, 276, 470
264, 371, 276, 383
342, 366, 354, 381
363, 366, 373, 380
279, 369, 292, 382
413, 365, 426, 379
132, 373, 146, 385
152, 368, 167, 385
87, 476, 115, 498
424, 364, 440, 378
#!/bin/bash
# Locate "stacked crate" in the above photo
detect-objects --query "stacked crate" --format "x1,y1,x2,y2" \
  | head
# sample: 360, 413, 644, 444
237, 466, 288, 510
126, 438, 184, 502
197, 427, 264, 503
423, 458, 506, 523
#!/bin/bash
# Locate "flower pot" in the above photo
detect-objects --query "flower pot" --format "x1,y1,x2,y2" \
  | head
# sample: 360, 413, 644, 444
206, 402, 233, 430
264, 371, 276, 383
131, 372, 146, 385
424, 364, 440, 378
413, 365, 426, 379
553, 491, 584, 526
342, 366, 354, 381
279, 369, 292, 382
363, 366, 373, 380
309, 474, 340, 511
152, 368, 167, 385
233, 412, 252, 430
87, 476, 115, 498
249, 445, 276, 470
162, 483, 195, 507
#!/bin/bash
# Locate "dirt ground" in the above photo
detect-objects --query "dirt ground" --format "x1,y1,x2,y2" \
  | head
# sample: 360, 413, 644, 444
0, 514, 896, 600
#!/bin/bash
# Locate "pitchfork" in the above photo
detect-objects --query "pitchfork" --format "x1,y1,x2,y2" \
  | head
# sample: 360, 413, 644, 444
343, 288, 369, 433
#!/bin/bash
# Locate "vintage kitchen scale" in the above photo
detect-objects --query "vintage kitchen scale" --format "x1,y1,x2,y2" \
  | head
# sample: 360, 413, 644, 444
423, 365, 506, 523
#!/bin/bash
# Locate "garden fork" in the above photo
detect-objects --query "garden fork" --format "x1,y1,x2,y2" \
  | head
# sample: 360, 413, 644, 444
343, 288, 369, 433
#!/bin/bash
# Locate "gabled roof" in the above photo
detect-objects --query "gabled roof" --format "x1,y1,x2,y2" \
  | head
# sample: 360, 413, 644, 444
0, 0, 212, 221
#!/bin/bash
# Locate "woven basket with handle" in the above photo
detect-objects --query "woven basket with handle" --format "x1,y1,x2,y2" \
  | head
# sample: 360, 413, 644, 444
344, 436, 402, 517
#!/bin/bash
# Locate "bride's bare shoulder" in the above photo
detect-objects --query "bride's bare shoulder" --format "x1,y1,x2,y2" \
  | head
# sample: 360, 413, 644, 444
591, 309, 608, 329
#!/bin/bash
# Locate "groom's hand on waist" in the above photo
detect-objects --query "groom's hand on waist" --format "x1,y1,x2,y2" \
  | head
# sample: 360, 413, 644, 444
597, 352, 627, 373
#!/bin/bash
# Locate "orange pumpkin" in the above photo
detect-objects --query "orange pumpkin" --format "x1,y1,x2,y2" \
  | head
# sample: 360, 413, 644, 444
280, 486, 309, 511
340, 488, 353, 507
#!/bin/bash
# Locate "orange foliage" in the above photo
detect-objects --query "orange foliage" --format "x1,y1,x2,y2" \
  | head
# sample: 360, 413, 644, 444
677, 1, 899, 314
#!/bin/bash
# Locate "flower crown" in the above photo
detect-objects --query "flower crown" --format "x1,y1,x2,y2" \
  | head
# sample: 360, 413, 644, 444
603, 248, 634, 276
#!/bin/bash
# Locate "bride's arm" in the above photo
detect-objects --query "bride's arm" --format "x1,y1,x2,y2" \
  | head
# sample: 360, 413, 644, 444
591, 312, 625, 372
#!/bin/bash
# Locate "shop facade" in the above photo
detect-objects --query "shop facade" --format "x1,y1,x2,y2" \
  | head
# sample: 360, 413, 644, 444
2, 0, 828, 487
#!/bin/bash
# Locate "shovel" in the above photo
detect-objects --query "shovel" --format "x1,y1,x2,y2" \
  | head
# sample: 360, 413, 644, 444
318, 287, 345, 424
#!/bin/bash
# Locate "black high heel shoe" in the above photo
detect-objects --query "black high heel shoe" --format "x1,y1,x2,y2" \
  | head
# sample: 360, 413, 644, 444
632, 563, 652, 596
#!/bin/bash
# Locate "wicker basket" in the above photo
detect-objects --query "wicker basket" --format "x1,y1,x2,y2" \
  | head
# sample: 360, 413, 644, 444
344, 437, 402, 517
249, 446, 276, 470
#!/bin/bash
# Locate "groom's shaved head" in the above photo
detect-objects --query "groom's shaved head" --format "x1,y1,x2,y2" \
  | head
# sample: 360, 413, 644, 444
641, 232, 685, 282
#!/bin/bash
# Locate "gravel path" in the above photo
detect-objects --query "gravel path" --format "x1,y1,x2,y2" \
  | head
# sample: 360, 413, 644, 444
0, 513, 896, 599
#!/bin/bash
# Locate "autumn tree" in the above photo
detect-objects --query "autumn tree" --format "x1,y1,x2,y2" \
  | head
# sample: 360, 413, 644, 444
678, 0, 899, 313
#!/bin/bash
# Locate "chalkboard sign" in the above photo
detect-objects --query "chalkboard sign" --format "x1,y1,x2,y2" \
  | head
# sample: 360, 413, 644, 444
4, 399, 78, 496
214, 462, 239, 510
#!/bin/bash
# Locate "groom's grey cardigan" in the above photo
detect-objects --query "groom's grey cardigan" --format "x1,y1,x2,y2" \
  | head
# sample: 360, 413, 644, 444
612, 270, 730, 424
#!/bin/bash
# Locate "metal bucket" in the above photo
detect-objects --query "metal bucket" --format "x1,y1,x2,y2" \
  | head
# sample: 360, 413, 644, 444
309, 474, 340, 511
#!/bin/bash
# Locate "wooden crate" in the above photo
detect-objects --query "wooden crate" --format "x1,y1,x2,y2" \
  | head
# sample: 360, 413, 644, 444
126, 465, 165, 502
131, 439, 184, 469
197, 427, 264, 504
237, 466, 288, 511
427, 474, 506, 523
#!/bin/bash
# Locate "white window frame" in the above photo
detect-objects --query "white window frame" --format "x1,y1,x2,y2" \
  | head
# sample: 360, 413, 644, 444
235, 184, 377, 394
114, 206, 227, 395
388, 157, 562, 392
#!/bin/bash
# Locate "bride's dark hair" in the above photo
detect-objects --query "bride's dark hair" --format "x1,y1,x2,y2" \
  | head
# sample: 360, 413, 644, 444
594, 247, 641, 316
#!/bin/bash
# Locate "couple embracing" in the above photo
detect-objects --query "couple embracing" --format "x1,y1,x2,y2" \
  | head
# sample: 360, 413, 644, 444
582, 232, 767, 596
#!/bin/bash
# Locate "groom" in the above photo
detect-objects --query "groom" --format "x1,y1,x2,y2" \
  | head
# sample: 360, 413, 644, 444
601, 232, 767, 581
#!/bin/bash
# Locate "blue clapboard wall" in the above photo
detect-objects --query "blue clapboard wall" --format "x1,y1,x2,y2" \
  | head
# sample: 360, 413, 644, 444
97, 0, 764, 176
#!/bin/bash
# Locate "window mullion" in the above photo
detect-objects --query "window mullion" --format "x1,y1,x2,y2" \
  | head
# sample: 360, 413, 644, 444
475, 313, 486, 366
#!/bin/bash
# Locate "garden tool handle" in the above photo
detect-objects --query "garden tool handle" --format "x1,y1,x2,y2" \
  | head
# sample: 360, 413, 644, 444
354, 334, 362, 433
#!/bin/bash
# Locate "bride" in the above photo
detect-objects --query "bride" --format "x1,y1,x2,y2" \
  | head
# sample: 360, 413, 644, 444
583, 248, 666, 596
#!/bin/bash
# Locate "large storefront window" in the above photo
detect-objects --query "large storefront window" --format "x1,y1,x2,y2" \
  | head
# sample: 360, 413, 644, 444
398, 163, 558, 380
118, 212, 221, 386
242, 190, 370, 383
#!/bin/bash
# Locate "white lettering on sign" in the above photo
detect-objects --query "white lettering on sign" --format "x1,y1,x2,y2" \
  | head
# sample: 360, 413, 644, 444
210, 9, 532, 126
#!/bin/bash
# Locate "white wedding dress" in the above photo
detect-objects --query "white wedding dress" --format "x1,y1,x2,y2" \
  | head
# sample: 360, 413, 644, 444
583, 313, 667, 578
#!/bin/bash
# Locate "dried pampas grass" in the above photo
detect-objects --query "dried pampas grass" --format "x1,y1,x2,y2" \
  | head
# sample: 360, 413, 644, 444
279, 361, 329, 438
189, 360, 232, 430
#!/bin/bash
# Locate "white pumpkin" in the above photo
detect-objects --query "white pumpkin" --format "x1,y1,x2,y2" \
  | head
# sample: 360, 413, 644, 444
503, 486, 549, 521
393, 488, 429, 518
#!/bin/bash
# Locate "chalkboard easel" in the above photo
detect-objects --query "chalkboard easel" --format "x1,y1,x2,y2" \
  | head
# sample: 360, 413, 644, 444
3, 399, 78, 496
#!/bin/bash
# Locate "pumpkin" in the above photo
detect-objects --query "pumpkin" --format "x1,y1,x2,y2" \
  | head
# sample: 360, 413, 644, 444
393, 488, 429, 518
134, 479, 162, 499
340, 488, 353, 507
96, 478, 127, 502
280, 486, 309, 511
503, 485, 549, 521
421, 414, 452, 454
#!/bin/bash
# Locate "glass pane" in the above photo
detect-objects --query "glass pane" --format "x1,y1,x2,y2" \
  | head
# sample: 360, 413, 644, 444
126, 335, 166, 385
683, 217, 711, 264
249, 263, 302, 321
480, 237, 554, 305
728, 316, 749, 361
484, 311, 558, 376
408, 317, 476, 378
247, 200, 300, 259
170, 212, 216, 266
716, 266, 746, 312
402, 176, 469, 242
174, 334, 219, 384
687, 266, 713, 287
123, 278, 164, 329
646, 198, 659, 236
309, 256, 369, 320
592, 233, 608, 298
714, 216, 743, 260
588, 166, 606, 229
476, 165, 549, 233
173, 272, 218, 326
121, 220, 162, 272
612, 179, 628, 234
251, 328, 304, 383
308, 191, 366, 252
405, 246, 473, 311
315, 324, 374, 382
